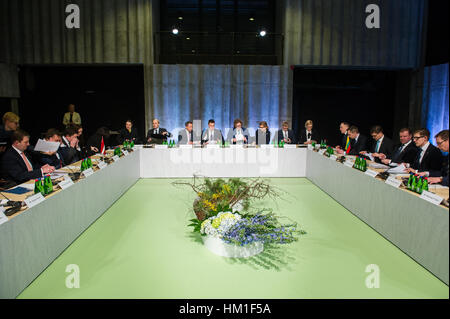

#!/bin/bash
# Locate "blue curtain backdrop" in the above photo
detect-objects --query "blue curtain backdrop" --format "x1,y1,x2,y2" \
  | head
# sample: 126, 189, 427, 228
147, 65, 292, 142
422, 63, 449, 142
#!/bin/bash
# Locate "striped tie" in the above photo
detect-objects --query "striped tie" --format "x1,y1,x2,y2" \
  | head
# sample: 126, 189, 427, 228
20, 152, 33, 172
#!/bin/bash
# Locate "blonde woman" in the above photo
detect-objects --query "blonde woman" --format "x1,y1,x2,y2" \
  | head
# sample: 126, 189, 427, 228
298, 120, 320, 145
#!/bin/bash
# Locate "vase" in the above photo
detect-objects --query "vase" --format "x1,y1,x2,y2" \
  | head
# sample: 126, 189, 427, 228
201, 235, 264, 258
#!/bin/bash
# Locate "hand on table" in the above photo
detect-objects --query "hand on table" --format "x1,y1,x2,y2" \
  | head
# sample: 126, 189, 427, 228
42, 164, 55, 175
90, 146, 99, 153
381, 159, 391, 165
41, 151, 56, 156
359, 151, 368, 155
428, 177, 443, 184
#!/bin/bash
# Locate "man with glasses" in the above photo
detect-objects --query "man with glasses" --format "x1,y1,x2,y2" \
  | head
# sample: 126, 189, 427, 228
418, 130, 449, 186
405, 128, 443, 175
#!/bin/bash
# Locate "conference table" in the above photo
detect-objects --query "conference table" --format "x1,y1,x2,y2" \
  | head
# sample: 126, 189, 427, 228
0, 146, 448, 299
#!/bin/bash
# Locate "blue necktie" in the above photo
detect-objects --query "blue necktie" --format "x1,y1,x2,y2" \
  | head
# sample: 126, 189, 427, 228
375, 140, 381, 153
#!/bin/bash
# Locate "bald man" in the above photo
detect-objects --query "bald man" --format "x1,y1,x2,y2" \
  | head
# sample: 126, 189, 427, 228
146, 119, 172, 144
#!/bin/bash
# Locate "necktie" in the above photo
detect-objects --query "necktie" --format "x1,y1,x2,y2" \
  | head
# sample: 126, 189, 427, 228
209, 130, 213, 141
376, 140, 381, 153
392, 145, 404, 162
69, 113, 73, 123
284, 131, 287, 139
307, 132, 311, 140
21, 152, 33, 172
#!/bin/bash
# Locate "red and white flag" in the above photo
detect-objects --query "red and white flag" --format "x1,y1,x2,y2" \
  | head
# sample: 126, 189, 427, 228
100, 136, 106, 155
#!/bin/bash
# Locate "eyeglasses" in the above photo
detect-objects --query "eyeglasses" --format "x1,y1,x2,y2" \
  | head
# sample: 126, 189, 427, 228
413, 136, 424, 140
436, 139, 448, 146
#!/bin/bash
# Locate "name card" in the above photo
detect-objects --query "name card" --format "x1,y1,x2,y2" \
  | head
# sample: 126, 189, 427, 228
82, 168, 94, 177
260, 144, 274, 149
318, 149, 326, 155
97, 161, 107, 170
307, 144, 313, 150
0, 207, 8, 225
112, 155, 120, 162
155, 145, 168, 149
230, 144, 244, 149
24, 193, 45, 208
122, 150, 129, 156
58, 178, 74, 190
329, 155, 338, 161
420, 191, 443, 206
343, 160, 354, 168
284, 144, 297, 149
365, 169, 379, 178
179, 144, 192, 149
385, 177, 402, 188
206, 144, 220, 149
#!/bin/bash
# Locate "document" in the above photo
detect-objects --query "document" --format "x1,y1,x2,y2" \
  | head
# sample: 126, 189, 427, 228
369, 162, 389, 169
387, 164, 407, 174
34, 139, 60, 153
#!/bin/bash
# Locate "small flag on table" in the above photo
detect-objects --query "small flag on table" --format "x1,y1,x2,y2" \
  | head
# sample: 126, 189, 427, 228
100, 136, 105, 155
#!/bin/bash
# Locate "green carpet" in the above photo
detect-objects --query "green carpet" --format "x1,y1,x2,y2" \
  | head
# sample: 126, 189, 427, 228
18, 178, 448, 299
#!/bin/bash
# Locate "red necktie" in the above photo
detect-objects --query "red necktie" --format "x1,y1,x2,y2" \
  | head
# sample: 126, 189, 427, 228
21, 152, 33, 171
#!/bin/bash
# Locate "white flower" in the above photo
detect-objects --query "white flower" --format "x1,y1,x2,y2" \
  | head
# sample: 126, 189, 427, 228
232, 201, 244, 213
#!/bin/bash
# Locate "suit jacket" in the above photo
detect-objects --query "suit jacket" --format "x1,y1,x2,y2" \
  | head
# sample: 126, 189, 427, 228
1, 147, 44, 184
390, 141, 419, 165
429, 155, 449, 186
347, 134, 368, 156
255, 129, 271, 145
298, 129, 320, 144
277, 129, 295, 144
369, 136, 395, 157
178, 129, 193, 145
62, 112, 81, 126
227, 128, 249, 144
147, 128, 172, 143
201, 128, 224, 145
59, 137, 81, 165
118, 127, 140, 145
411, 143, 443, 173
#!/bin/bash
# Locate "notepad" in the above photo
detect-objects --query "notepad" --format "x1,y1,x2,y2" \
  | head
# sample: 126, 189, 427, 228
3, 186, 31, 195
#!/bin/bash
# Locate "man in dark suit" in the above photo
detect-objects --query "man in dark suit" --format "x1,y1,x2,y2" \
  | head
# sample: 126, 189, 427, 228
33, 128, 65, 169
405, 128, 443, 174
276, 121, 295, 144
424, 130, 449, 186
335, 122, 350, 154
201, 119, 224, 145
59, 126, 82, 165
379, 128, 419, 166
360, 125, 394, 163
117, 120, 140, 145
346, 126, 367, 156
1, 129, 55, 185
298, 120, 320, 145
147, 119, 172, 144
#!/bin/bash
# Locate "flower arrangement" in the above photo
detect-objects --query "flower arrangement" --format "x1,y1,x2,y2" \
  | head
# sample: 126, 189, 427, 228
174, 177, 306, 252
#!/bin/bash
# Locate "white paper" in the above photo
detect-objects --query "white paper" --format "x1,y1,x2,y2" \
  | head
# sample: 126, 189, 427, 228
284, 144, 297, 149
385, 177, 402, 188
58, 178, 74, 190
97, 161, 107, 170
155, 145, 168, 149
260, 144, 274, 149
17, 183, 35, 191
344, 160, 354, 168
330, 155, 338, 161
122, 150, 129, 156
387, 164, 407, 174
420, 191, 443, 206
24, 193, 45, 208
206, 144, 221, 149
82, 168, 94, 177
112, 155, 120, 162
369, 162, 390, 169
0, 207, 8, 225
179, 145, 192, 149
0, 199, 8, 205
34, 139, 60, 153
365, 169, 379, 178
307, 144, 313, 150
318, 149, 326, 155
50, 173, 67, 180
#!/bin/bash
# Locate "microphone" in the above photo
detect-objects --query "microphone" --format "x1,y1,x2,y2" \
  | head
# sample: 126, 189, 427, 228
0, 191, 23, 216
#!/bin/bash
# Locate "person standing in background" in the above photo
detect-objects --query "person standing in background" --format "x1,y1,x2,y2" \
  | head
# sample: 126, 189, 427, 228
62, 104, 81, 127
0, 112, 20, 154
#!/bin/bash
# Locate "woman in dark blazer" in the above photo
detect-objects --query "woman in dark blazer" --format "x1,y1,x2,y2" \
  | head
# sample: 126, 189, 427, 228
298, 120, 320, 144
255, 121, 271, 145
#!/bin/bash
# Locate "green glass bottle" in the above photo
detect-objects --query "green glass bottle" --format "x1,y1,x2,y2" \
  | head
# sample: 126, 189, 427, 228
131, 140, 135, 148
87, 157, 92, 168
311, 141, 316, 148
363, 159, 367, 171
411, 175, 417, 192
407, 173, 413, 190
47, 175, 53, 193
80, 159, 85, 172
416, 176, 423, 193
422, 177, 429, 192
34, 179, 41, 194
354, 157, 359, 169
43, 176, 50, 195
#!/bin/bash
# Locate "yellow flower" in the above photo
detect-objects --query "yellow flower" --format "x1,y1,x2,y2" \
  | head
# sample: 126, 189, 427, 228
203, 199, 216, 212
